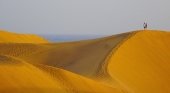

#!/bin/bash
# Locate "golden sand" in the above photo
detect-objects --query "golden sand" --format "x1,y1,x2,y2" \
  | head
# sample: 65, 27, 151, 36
108, 30, 170, 93
0, 30, 169, 93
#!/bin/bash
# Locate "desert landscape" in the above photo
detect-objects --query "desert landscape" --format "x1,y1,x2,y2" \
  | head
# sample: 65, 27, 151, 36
0, 29, 169, 93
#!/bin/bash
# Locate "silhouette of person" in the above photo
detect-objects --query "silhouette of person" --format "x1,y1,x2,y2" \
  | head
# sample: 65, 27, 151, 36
143, 22, 147, 30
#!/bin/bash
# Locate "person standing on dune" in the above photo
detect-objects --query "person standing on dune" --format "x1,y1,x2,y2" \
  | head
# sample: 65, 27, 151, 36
143, 22, 147, 30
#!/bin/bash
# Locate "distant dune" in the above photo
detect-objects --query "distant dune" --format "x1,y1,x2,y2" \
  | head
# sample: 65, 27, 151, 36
41, 34, 104, 42
0, 30, 170, 93
0, 30, 48, 43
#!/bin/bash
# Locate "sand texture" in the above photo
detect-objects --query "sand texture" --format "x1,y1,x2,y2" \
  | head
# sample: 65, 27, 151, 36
0, 29, 169, 93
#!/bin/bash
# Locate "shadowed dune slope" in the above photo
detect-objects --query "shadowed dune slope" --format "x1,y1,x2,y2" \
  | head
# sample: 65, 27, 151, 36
0, 31, 134, 92
0, 55, 124, 93
108, 30, 170, 93
26, 32, 133, 78
0, 30, 48, 43
35, 64, 126, 93
0, 32, 133, 79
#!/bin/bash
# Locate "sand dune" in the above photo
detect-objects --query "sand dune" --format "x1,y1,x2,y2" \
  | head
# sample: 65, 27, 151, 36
0, 30, 170, 93
0, 55, 65, 93
108, 30, 170, 93
0, 32, 133, 78
0, 30, 48, 43
35, 64, 125, 93
0, 33, 132, 91
0, 55, 124, 93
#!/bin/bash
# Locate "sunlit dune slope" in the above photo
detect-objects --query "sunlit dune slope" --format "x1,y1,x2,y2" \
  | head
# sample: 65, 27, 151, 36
0, 55, 124, 93
108, 30, 170, 93
0, 30, 48, 43
0, 55, 65, 93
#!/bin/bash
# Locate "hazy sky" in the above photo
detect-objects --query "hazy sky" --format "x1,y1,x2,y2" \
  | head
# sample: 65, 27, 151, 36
0, 0, 170, 35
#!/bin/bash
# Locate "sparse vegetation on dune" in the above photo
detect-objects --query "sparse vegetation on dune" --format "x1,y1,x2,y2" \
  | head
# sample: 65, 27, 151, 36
0, 30, 170, 93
